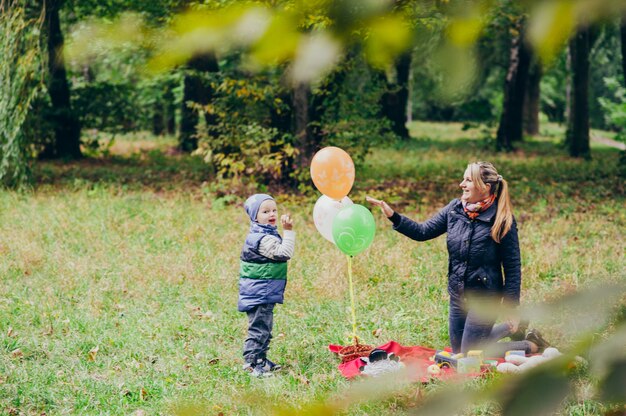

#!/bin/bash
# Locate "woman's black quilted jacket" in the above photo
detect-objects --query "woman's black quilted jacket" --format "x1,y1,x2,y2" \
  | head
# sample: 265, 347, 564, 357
389, 198, 521, 305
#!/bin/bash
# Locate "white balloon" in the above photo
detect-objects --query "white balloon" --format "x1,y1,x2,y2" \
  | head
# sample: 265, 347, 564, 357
313, 195, 353, 243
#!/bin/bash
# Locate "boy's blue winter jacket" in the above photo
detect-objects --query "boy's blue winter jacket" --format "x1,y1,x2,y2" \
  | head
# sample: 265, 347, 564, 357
238, 223, 288, 312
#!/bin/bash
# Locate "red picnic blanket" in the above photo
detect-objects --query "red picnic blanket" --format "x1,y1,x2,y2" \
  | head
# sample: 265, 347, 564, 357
329, 341, 492, 382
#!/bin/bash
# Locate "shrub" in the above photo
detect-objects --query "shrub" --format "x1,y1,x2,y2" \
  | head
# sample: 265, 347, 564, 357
0, 2, 43, 187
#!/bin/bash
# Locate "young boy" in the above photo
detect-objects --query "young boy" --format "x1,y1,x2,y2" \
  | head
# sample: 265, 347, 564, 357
239, 194, 295, 377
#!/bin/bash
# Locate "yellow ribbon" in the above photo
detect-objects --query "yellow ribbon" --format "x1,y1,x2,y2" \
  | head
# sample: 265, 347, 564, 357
347, 255, 358, 343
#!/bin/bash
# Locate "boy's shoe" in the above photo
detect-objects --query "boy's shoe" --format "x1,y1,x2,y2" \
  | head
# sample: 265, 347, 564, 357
525, 328, 550, 352
252, 358, 282, 373
265, 358, 282, 372
251, 362, 274, 378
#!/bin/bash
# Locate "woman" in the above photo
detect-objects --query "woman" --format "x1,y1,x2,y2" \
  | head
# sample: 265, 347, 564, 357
367, 161, 548, 356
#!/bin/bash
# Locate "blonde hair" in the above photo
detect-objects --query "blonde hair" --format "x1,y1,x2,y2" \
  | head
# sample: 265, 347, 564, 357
467, 161, 513, 243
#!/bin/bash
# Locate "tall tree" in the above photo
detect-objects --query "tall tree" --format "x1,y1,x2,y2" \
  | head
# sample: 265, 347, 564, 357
151, 77, 177, 136
179, 52, 219, 152
380, 51, 412, 139
523, 59, 542, 136
621, 17, 626, 85
292, 72, 340, 172
566, 27, 591, 159
292, 82, 315, 172
164, 81, 177, 135
41, 0, 82, 159
496, 20, 531, 151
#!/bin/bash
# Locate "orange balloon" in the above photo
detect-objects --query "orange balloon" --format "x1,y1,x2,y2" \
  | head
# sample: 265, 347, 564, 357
310, 147, 355, 200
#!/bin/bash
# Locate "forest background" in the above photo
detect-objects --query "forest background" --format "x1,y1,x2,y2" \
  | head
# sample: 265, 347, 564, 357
0, 0, 625, 415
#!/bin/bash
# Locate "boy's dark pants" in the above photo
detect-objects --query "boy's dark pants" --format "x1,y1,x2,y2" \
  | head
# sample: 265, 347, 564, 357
243, 303, 275, 364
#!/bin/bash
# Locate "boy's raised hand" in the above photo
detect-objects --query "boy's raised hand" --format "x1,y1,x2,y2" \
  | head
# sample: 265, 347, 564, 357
281, 214, 293, 230
365, 196, 394, 218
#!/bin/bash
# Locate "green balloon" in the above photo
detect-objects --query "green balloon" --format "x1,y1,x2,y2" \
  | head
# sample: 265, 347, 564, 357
332, 204, 376, 256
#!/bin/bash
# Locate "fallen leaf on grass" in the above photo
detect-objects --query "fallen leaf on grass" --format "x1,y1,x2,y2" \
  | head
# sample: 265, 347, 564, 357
7, 327, 14, 337
372, 328, 383, 338
296, 374, 310, 385
201, 311, 214, 319
140, 387, 148, 401
11, 349, 23, 358
88, 346, 99, 362
188, 306, 215, 320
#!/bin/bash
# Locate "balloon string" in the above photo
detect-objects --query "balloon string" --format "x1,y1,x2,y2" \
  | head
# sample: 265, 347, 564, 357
347, 254, 358, 344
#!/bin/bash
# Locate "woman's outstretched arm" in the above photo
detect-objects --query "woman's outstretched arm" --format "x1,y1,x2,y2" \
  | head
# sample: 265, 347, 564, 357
367, 196, 453, 242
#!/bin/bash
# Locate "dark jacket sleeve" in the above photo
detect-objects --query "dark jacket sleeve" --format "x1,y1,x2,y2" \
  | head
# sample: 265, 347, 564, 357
388, 201, 453, 242
499, 218, 522, 305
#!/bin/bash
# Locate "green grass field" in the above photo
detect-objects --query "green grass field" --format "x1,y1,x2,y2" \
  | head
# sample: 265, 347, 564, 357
0, 122, 624, 415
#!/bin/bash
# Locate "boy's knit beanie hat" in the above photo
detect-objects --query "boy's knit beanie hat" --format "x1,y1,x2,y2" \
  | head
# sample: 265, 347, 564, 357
244, 194, 274, 222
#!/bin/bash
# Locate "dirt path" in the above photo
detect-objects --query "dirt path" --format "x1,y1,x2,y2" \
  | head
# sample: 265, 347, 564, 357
591, 133, 626, 150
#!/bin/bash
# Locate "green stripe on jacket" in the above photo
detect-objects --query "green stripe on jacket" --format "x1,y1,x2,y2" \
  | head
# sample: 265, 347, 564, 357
240, 260, 287, 280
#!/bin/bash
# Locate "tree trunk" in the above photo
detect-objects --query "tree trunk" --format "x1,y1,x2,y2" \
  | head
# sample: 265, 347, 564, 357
565, 47, 572, 122
152, 98, 165, 136
164, 80, 177, 135
292, 60, 352, 172
292, 82, 316, 172
151, 79, 176, 136
621, 17, 626, 86
270, 88, 292, 135
41, 0, 81, 159
407, 59, 413, 124
179, 53, 219, 152
380, 51, 411, 139
523, 60, 542, 136
496, 23, 531, 151
566, 28, 591, 159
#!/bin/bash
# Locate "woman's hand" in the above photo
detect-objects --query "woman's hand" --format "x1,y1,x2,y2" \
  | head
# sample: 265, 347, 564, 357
281, 214, 293, 231
506, 316, 520, 333
366, 196, 394, 218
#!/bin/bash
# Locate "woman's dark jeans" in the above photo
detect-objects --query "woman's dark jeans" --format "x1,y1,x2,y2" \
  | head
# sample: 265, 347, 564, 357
449, 295, 530, 357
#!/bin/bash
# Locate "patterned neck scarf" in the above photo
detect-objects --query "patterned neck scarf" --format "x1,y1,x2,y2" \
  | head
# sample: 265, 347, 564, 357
463, 194, 496, 219
249, 222, 281, 238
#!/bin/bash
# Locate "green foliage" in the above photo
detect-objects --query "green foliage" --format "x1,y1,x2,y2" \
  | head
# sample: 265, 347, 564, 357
598, 76, 626, 176
318, 54, 393, 162
192, 56, 392, 187
0, 1, 43, 188
21, 94, 56, 158
193, 73, 296, 184
588, 23, 624, 129
3, 123, 622, 414
598, 77, 626, 143
65, 19, 184, 139
540, 50, 568, 123
198, 121, 296, 183
72, 82, 138, 135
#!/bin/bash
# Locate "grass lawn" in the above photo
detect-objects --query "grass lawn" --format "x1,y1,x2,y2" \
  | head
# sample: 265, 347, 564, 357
0, 122, 624, 415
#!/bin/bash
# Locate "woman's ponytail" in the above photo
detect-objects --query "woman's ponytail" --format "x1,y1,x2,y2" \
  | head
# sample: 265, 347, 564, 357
491, 178, 513, 243
469, 161, 514, 243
